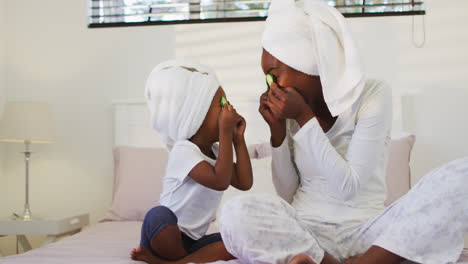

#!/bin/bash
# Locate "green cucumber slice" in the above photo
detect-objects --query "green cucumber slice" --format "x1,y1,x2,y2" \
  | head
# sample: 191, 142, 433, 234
266, 74, 276, 89
220, 96, 229, 107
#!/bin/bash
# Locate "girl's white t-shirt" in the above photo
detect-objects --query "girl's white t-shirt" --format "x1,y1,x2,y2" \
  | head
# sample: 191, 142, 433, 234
159, 140, 223, 240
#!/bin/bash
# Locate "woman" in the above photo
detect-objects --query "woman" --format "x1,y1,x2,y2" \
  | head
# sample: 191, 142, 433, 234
219, 1, 468, 264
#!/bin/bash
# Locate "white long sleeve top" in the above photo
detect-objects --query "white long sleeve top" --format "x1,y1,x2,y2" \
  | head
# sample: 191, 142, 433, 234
272, 79, 392, 225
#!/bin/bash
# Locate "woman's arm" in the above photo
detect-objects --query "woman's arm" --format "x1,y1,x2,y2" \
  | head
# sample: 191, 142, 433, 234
271, 131, 300, 203
259, 92, 300, 203
293, 83, 392, 201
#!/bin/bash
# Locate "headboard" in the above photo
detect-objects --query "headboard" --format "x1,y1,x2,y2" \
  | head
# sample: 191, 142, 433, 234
113, 94, 415, 208
113, 97, 272, 148
113, 95, 410, 147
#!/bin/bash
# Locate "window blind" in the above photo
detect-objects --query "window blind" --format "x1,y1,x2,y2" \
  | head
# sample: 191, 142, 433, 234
88, 0, 425, 28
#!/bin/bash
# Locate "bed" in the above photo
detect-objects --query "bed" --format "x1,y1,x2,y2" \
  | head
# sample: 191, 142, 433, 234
2, 97, 467, 264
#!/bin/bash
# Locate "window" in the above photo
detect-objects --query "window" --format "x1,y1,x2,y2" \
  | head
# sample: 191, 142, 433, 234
88, 0, 425, 28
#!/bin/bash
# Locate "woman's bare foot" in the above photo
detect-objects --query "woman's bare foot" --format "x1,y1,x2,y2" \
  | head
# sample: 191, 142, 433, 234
131, 246, 165, 264
289, 253, 316, 264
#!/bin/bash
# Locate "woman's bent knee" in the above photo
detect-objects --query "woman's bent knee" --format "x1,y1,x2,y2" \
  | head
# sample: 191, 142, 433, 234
219, 194, 285, 240
220, 194, 275, 226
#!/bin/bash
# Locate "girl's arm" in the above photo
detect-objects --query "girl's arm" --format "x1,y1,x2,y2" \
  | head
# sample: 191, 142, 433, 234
230, 116, 253, 191
188, 105, 237, 191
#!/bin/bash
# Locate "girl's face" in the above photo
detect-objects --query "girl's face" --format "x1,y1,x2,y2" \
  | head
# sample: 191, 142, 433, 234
197, 87, 225, 142
261, 49, 323, 109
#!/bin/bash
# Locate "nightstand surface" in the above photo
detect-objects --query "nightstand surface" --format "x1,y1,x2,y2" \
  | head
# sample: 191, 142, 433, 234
0, 213, 89, 256
0, 214, 89, 235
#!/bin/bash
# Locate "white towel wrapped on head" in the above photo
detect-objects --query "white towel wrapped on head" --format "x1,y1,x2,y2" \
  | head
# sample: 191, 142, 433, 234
262, 0, 366, 117
145, 58, 220, 151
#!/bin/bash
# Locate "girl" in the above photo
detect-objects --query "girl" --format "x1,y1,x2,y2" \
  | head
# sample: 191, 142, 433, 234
131, 58, 253, 264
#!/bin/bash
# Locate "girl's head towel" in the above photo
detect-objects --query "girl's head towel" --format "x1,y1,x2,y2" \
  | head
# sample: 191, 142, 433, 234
145, 58, 220, 151
262, 0, 366, 116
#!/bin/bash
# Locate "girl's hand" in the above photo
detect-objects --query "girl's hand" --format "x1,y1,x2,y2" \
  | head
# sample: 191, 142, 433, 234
219, 104, 237, 136
233, 114, 246, 145
266, 82, 310, 120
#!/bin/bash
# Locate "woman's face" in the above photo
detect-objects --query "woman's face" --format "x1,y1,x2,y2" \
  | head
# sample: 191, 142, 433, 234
261, 49, 323, 107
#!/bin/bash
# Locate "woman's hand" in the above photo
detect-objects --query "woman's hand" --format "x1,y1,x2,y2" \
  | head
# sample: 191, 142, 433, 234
259, 91, 285, 127
233, 114, 246, 145
219, 104, 237, 136
267, 83, 315, 127
259, 90, 286, 147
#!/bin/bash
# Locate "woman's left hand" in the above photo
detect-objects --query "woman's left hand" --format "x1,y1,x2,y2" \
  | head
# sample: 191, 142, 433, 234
266, 82, 314, 123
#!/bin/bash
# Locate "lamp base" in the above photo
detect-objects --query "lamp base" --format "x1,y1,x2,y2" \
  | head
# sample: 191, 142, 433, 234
12, 205, 40, 221
12, 213, 41, 221
22, 207, 32, 221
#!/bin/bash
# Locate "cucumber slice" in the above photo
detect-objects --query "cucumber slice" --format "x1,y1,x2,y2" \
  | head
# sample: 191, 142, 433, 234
220, 96, 229, 107
266, 74, 276, 89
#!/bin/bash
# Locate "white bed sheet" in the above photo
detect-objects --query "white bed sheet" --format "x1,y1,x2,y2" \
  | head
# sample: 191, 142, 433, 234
1, 221, 143, 264
1, 221, 466, 264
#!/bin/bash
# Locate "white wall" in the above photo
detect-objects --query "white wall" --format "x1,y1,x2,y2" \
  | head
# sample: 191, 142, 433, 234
0, 0, 7, 219
0, 0, 6, 108
0, 0, 175, 256
1, 0, 467, 256
347, 1, 468, 184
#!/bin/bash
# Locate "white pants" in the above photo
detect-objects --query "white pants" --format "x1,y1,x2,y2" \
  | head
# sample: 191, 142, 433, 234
219, 158, 468, 264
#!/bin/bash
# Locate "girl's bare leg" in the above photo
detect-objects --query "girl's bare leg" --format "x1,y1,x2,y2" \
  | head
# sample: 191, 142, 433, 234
131, 225, 188, 261
131, 241, 234, 264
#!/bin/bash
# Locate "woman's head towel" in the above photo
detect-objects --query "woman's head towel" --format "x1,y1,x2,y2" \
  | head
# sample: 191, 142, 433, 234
262, 0, 365, 117
145, 58, 220, 151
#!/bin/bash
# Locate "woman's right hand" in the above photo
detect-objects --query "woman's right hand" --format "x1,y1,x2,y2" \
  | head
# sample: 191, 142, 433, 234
259, 91, 286, 147
219, 104, 237, 136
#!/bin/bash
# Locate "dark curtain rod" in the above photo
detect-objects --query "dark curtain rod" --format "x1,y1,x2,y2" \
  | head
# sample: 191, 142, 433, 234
88, 10, 425, 28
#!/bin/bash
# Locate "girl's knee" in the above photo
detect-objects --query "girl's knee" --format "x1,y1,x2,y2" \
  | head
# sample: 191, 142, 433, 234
141, 205, 178, 251
143, 205, 177, 226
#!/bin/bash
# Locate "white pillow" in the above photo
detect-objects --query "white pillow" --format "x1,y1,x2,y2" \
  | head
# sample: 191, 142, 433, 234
100, 146, 168, 222
248, 135, 416, 207
103, 135, 415, 222
384, 135, 416, 206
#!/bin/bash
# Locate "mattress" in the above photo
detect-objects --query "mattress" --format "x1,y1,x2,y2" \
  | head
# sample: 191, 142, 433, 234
1, 221, 143, 264
1, 221, 467, 263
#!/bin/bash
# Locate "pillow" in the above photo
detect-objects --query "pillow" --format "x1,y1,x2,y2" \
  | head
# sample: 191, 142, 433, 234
101, 146, 169, 222
249, 135, 416, 206
384, 135, 416, 206
102, 135, 415, 222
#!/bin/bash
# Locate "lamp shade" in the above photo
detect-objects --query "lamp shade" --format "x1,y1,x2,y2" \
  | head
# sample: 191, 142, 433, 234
0, 101, 55, 144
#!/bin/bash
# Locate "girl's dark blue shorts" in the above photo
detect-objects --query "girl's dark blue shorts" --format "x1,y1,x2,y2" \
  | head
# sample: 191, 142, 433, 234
140, 205, 222, 255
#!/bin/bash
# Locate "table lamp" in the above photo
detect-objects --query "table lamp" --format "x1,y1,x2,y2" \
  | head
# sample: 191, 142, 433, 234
0, 102, 55, 221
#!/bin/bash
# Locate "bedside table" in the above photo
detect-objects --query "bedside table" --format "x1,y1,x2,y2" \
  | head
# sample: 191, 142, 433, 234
0, 213, 89, 256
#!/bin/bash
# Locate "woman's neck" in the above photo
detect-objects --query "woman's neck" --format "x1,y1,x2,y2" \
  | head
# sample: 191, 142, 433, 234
309, 100, 338, 133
